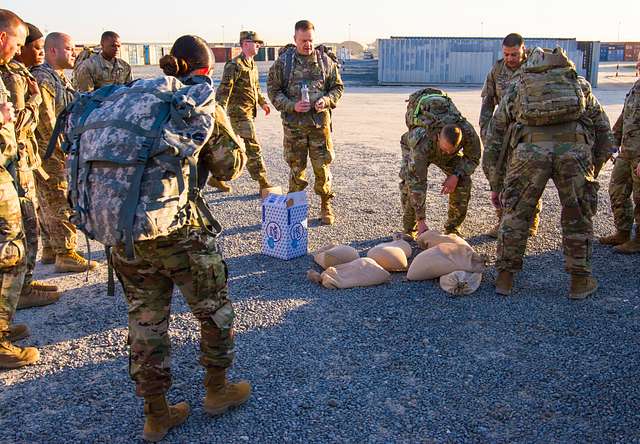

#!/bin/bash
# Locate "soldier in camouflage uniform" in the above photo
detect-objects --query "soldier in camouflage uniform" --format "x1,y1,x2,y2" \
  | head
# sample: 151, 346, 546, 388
599, 79, 640, 254
32, 32, 97, 273
484, 47, 613, 299
213, 31, 271, 193
400, 120, 481, 238
1, 22, 60, 312
0, 9, 39, 369
73, 31, 132, 92
108, 36, 250, 442
267, 20, 344, 225
480, 33, 541, 237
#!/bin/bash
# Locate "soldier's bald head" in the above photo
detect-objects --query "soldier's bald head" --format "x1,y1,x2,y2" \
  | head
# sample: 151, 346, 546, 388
0, 9, 27, 63
44, 32, 75, 69
45, 32, 72, 51
0, 9, 24, 33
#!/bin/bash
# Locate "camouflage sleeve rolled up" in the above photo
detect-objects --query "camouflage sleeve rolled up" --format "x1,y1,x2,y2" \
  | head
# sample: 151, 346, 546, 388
404, 128, 431, 220
321, 62, 344, 109
479, 69, 497, 138
72, 60, 95, 92
257, 80, 267, 108
482, 83, 517, 192
266, 59, 296, 113
454, 120, 482, 177
215, 61, 237, 110
199, 104, 247, 181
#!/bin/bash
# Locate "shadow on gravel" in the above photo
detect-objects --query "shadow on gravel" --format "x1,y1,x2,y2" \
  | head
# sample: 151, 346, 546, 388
203, 190, 259, 203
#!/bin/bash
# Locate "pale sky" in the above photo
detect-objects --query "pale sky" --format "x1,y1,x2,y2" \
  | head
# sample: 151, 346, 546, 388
5, 0, 639, 45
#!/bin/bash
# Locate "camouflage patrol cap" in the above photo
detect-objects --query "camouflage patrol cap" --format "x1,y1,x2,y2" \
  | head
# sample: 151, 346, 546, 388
239, 31, 263, 44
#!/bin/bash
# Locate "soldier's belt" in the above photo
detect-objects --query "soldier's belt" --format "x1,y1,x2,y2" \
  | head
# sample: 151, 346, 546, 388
521, 133, 587, 143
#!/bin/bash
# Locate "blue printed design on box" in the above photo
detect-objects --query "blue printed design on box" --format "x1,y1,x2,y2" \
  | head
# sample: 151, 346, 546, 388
261, 191, 308, 260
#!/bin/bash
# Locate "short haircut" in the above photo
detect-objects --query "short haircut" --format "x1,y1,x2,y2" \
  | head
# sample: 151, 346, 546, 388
295, 20, 315, 32
0, 9, 24, 33
440, 124, 463, 147
503, 33, 524, 48
101, 31, 120, 43
44, 32, 69, 51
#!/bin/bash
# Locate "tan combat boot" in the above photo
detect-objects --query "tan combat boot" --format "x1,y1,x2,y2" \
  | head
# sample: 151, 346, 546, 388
203, 368, 252, 416
31, 281, 59, 292
17, 285, 61, 310
7, 324, 30, 342
54, 251, 98, 273
569, 275, 598, 299
495, 271, 514, 296
486, 208, 502, 238
599, 230, 631, 246
40, 246, 55, 264
320, 198, 335, 225
613, 234, 640, 254
207, 177, 232, 192
0, 339, 39, 369
142, 394, 190, 443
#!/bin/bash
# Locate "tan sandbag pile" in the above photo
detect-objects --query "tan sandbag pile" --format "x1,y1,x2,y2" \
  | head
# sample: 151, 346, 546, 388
313, 244, 360, 269
366, 234, 413, 272
439, 271, 483, 296
307, 258, 390, 289
416, 229, 470, 250
407, 243, 486, 281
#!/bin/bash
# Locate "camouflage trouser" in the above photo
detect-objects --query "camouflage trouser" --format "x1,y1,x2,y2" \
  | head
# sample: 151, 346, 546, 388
498, 142, 598, 275
399, 163, 472, 235
283, 124, 335, 199
230, 115, 268, 183
0, 180, 27, 341
34, 166, 77, 255
608, 157, 640, 232
16, 169, 40, 293
111, 226, 235, 397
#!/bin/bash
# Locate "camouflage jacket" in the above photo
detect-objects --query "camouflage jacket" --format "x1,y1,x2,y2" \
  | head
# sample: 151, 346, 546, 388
31, 63, 75, 162
0, 74, 18, 184
612, 79, 640, 161
216, 53, 266, 119
483, 77, 613, 192
73, 52, 132, 92
267, 48, 344, 128
479, 59, 521, 138
199, 103, 246, 182
0, 60, 42, 172
403, 120, 481, 219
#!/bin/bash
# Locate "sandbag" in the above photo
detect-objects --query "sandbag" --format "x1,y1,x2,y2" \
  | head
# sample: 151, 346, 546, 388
439, 271, 483, 296
307, 258, 391, 289
407, 243, 485, 281
367, 246, 408, 272
313, 244, 360, 269
416, 230, 470, 250
374, 234, 412, 258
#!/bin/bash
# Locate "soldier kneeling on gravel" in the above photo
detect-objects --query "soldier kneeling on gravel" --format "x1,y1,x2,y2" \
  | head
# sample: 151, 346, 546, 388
54, 35, 250, 441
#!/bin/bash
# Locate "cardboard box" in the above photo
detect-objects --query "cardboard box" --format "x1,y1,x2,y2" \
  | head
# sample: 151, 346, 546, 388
261, 191, 308, 260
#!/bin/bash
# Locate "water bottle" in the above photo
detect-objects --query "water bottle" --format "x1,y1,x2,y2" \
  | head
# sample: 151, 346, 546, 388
301, 84, 310, 104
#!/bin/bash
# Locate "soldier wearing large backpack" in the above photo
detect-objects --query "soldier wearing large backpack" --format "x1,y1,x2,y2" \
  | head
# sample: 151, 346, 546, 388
480, 33, 542, 238
267, 20, 344, 225
55, 35, 249, 442
484, 47, 611, 299
32, 32, 97, 272
0, 9, 40, 370
599, 79, 640, 254
1, 22, 60, 313
400, 89, 481, 238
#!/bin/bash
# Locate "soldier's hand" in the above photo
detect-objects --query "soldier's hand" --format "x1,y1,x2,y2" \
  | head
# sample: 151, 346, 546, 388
417, 219, 429, 236
261, 103, 271, 116
441, 175, 459, 194
490, 191, 501, 209
635, 163, 640, 178
314, 97, 327, 112
0, 102, 15, 124
26, 77, 40, 96
294, 100, 311, 113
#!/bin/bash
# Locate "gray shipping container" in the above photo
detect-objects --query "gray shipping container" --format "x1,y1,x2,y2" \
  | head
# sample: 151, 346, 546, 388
378, 37, 596, 86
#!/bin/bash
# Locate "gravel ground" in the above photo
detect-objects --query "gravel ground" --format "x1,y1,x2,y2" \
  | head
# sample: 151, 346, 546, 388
1, 67, 639, 443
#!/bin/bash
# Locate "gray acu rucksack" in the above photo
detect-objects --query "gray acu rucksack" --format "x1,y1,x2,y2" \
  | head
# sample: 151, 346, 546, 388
52, 76, 219, 259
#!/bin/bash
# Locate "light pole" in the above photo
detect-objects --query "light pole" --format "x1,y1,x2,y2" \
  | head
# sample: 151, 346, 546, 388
348, 23, 352, 42
222, 25, 225, 46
